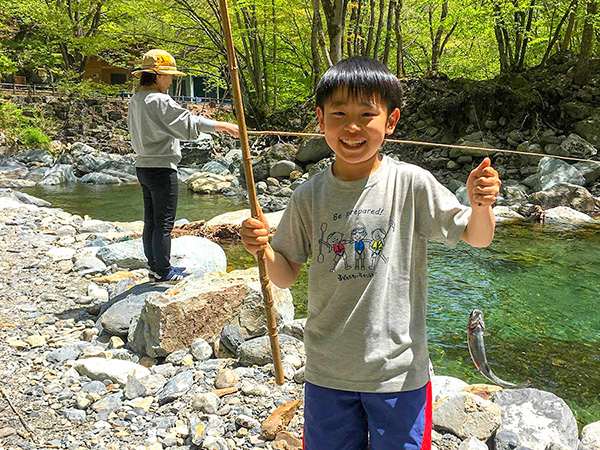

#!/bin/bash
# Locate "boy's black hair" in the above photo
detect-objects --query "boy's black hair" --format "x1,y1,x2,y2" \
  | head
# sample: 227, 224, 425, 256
316, 57, 403, 113
140, 72, 158, 86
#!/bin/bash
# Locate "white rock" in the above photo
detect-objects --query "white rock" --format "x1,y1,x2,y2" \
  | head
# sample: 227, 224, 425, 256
459, 437, 488, 450
73, 357, 150, 385
580, 421, 600, 450
205, 209, 285, 228
87, 282, 109, 301
544, 206, 595, 224
493, 206, 526, 224
47, 247, 76, 262
431, 375, 469, 403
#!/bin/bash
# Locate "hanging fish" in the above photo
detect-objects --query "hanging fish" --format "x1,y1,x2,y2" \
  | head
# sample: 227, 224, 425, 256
467, 309, 526, 388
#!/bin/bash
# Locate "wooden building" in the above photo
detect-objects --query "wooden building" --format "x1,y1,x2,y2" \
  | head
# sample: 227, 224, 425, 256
83, 56, 131, 85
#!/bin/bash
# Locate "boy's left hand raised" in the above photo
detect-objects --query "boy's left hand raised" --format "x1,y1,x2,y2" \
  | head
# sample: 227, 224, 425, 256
467, 157, 501, 209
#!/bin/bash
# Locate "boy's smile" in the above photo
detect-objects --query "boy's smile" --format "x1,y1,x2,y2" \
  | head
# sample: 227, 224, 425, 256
317, 89, 400, 181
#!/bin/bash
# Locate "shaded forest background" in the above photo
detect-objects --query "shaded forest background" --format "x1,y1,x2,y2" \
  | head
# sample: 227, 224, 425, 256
1, 0, 599, 122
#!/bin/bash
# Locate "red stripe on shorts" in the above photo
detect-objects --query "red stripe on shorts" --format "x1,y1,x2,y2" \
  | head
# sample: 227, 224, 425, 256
420, 381, 433, 450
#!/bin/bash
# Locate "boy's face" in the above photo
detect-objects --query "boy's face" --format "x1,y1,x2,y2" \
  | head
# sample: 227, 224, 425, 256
317, 89, 400, 175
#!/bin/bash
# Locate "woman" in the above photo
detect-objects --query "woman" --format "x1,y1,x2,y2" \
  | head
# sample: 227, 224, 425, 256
128, 49, 239, 283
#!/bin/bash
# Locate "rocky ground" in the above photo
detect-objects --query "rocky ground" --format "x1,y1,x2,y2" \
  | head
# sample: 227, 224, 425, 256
0, 194, 305, 450
1, 191, 600, 450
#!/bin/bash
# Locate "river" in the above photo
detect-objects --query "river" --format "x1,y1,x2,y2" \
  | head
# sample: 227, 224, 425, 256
22, 183, 600, 428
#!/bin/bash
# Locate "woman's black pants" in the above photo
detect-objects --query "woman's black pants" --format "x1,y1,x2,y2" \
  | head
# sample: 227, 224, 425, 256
136, 167, 178, 278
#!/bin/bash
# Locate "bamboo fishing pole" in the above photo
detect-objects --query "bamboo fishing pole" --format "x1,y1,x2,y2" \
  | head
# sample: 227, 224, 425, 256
218, 0, 285, 385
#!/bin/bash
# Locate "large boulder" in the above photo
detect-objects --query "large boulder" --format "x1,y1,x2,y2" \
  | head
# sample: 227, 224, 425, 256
296, 137, 332, 163
205, 209, 285, 229
100, 169, 137, 184
253, 143, 298, 181
538, 157, 585, 191
554, 134, 597, 159
580, 421, 600, 450
98, 160, 136, 175
528, 183, 597, 214
0, 164, 28, 180
179, 134, 215, 166
201, 158, 230, 175
431, 375, 469, 403
0, 156, 24, 168
16, 148, 54, 166
492, 388, 579, 450
128, 268, 294, 357
75, 154, 109, 174
270, 160, 303, 178
238, 334, 305, 367
70, 142, 96, 155
38, 164, 77, 185
575, 117, 600, 148
493, 206, 526, 224
11, 191, 51, 207
433, 391, 501, 441
80, 172, 121, 185
96, 236, 226, 276
97, 283, 171, 337
187, 172, 233, 194
544, 206, 595, 224
573, 161, 600, 186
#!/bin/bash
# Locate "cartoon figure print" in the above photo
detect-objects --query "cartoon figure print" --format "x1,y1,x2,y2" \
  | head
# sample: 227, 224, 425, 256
350, 223, 368, 270
318, 221, 395, 272
319, 231, 351, 272
369, 221, 395, 269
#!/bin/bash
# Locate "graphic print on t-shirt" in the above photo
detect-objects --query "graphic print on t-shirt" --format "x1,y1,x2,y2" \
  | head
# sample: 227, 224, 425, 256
317, 218, 395, 274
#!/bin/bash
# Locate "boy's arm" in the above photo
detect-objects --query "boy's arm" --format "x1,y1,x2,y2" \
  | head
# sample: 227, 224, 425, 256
240, 215, 303, 289
461, 157, 502, 248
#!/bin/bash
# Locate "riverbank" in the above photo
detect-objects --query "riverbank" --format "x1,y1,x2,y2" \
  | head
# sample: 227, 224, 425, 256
1, 190, 600, 450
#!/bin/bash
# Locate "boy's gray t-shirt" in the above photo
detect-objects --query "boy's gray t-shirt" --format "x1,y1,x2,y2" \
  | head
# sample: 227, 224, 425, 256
271, 156, 471, 393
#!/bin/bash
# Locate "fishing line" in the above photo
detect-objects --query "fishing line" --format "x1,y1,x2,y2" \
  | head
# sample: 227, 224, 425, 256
246, 130, 600, 165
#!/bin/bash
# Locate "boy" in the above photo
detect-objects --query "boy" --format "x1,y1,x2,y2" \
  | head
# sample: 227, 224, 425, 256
240, 57, 501, 449
128, 49, 238, 284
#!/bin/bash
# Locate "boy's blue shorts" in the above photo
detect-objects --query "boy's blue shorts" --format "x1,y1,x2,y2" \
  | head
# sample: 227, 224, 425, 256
303, 381, 432, 450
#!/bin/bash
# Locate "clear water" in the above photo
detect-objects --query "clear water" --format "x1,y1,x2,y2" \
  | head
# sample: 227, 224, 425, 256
22, 183, 246, 223
21, 184, 600, 428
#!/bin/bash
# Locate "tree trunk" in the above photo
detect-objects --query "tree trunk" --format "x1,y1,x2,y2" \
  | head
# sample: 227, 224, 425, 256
347, 3, 358, 56
310, 0, 323, 88
542, 0, 577, 64
560, 0, 578, 51
272, 0, 278, 110
430, 0, 449, 75
574, 0, 597, 84
353, 0, 364, 56
382, 0, 395, 65
321, 0, 347, 63
365, 0, 376, 56
395, 0, 405, 77
311, 0, 333, 71
517, 0, 536, 69
373, 0, 386, 58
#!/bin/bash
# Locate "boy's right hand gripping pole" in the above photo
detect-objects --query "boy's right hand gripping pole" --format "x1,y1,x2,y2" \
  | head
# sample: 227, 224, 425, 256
218, 0, 285, 385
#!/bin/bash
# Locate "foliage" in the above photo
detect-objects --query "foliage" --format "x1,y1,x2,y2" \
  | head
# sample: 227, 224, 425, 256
0, 98, 56, 149
55, 75, 134, 97
19, 126, 51, 147
0, 0, 598, 119
0, 50, 17, 76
